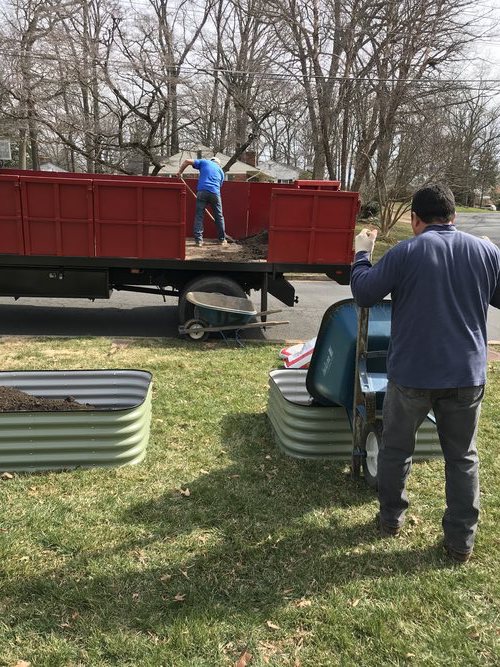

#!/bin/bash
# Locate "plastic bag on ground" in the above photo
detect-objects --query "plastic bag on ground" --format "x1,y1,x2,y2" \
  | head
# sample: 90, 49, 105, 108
279, 342, 303, 360
282, 337, 317, 369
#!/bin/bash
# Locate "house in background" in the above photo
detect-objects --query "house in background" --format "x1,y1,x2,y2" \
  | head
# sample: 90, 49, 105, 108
40, 161, 66, 172
472, 188, 497, 209
257, 159, 302, 184
154, 145, 273, 182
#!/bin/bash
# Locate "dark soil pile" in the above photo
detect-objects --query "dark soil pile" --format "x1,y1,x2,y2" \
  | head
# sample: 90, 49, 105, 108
186, 232, 268, 262
234, 230, 268, 259
0, 386, 95, 412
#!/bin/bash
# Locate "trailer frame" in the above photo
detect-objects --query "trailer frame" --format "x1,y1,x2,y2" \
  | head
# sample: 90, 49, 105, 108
0, 253, 351, 318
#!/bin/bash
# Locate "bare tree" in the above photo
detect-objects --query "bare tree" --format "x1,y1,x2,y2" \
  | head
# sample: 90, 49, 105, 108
1, 0, 76, 169
444, 92, 500, 206
350, 0, 483, 205
193, 0, 285, 165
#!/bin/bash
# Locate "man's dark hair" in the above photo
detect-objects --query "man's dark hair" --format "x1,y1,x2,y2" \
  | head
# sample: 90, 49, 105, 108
411, 183, 455, 224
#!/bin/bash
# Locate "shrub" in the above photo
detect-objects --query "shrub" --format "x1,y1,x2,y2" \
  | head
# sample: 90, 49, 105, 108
359, 200, 380, 219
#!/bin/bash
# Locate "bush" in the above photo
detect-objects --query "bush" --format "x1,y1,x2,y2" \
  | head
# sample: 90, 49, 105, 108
359, 200, 380, 219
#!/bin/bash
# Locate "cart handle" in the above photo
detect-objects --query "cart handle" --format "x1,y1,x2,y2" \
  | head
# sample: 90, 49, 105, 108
179, 320, 289, 334
255, 308, 283, 317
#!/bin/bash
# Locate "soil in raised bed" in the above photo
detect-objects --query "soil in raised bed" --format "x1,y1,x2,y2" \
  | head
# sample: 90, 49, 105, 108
0, 386, 95, 412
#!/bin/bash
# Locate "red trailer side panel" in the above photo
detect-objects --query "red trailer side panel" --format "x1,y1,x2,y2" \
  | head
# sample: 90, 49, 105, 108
183, 179, 250, 239
295, 180, 341, 190
268, 189, 358, 264
20, 176, 94, 256
219, 181, 249, 239
247, 182, 290, 237
0, 175, 24, 254
94, 180, 185, 259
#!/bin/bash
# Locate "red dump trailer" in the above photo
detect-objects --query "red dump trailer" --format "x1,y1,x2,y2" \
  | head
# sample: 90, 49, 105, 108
0, 169, 358, 324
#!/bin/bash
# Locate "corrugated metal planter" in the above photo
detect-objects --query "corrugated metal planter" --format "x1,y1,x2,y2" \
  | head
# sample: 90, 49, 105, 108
268, 369, 441, 460
268, 370, 352, 459
0, 369, 152, 472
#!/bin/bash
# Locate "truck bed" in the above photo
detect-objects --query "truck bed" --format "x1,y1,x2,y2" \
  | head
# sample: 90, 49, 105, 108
185, 236, 267, 262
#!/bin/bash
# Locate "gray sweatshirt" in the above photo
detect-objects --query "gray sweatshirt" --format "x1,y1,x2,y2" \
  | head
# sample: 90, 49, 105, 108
350, 224, 500, 388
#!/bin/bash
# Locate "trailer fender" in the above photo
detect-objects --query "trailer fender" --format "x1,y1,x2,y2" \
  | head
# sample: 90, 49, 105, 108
268, 276, 296, 307
178, 275, 247, 324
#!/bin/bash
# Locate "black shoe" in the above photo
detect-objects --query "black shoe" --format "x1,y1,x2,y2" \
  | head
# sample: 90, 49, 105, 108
219, 238, 228, 246
376, 513, 401, 537
443, 542, 472, 564
195, 239, 203, 247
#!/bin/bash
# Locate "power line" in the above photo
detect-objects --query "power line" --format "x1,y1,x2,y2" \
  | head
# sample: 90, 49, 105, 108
1, 47, 500, 86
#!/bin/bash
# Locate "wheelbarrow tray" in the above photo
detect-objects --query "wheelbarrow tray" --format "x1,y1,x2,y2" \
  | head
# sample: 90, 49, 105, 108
186, 291, 257, 327
306, 299, 391, 409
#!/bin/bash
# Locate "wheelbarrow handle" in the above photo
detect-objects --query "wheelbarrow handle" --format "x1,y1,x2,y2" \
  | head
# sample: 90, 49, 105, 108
255, 308, 283, 317
179, 319, 289, 334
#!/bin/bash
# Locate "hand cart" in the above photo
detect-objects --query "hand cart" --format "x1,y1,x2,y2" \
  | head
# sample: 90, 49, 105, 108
178, 291, 289, 345
300, 299, 440, 487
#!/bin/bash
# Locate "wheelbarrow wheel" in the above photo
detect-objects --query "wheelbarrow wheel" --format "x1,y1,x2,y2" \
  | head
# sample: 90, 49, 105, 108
179, 275, 247, 324
362, 422, 382, 489
184, 319, 209, 341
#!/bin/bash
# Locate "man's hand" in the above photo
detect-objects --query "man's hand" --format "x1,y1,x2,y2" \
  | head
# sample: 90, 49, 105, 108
355, 228, 378, 257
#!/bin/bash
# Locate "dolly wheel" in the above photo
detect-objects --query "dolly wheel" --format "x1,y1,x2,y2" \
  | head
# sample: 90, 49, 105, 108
362, 422, 382, 489
184, 319, 209, 341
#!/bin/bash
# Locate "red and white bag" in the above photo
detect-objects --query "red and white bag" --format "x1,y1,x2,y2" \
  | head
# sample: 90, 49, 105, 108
279, 342, 303, 360
282, 337, 317, 369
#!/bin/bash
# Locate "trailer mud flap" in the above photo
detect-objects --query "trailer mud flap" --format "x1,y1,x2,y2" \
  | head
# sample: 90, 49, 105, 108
0, 267, 110, 298
268, 276, 296, 307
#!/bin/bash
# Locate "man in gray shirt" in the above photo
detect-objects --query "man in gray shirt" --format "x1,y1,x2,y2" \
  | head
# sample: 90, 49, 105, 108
351, 183, 500, 562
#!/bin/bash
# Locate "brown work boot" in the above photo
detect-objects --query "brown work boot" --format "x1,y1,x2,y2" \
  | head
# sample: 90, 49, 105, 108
443, 542, 472, 564
376, 513, 401, 537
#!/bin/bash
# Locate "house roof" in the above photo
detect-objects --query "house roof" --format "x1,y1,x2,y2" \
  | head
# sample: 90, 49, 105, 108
257, 160, 301, 181
153, 145, 272, 179
40, 161, 66, 172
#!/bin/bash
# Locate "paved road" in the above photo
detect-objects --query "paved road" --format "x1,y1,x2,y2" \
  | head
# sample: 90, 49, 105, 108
455, 211, 500, 245
0, 282, 351, 342
1, 279, 499, 343
1, 212, 499, 343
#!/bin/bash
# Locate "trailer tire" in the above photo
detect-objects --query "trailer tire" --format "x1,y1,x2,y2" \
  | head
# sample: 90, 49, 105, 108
178, 275, 248, 324
361, 422, 382, 490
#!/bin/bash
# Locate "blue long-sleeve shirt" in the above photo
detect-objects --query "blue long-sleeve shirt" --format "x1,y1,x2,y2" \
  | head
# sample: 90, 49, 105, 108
350, 224, 500, 388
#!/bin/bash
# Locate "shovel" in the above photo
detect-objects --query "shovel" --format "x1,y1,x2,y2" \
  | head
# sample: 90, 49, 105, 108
179, 175, 235, 243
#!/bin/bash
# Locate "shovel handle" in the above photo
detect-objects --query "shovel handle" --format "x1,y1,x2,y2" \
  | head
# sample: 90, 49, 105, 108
180, 176, 215, 222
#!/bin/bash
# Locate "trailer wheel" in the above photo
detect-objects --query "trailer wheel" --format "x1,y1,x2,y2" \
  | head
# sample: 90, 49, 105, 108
361, 422, 382, 489
178, 275, 247, 324
183, 319, 209, 341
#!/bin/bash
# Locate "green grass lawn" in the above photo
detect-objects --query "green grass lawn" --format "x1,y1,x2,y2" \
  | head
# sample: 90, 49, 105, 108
455, 206, 498, 213
0, 337, 499, 666
356, 220, 412, 263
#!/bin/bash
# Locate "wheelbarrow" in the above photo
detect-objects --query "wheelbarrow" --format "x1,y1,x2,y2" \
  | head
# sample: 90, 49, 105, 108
305, 298, 439, 486
178, 291, 289, 344
267, 298, 440, 487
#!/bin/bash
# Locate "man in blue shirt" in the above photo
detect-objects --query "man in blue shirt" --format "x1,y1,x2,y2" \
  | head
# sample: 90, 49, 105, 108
177, 157, 227, 247
351, 183, 500, 562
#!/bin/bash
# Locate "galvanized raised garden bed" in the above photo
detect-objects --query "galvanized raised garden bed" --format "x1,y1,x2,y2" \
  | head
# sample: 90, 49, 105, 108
0, 369, 153, 472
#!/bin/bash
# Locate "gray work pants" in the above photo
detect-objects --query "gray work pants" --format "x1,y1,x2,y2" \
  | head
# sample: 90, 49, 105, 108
378, 380, 483, 554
